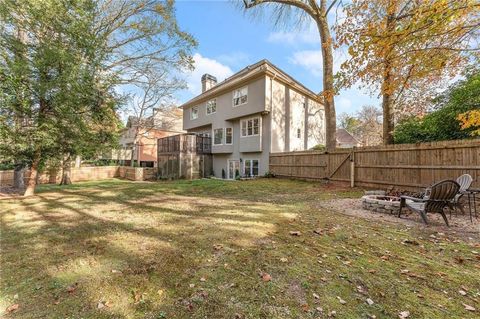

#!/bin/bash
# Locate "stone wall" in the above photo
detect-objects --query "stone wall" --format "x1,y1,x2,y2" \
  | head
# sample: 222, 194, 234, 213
0, 166, 156, 187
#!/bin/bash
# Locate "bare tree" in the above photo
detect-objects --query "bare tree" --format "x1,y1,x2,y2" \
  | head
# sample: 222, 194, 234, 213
242, 0, 339, 151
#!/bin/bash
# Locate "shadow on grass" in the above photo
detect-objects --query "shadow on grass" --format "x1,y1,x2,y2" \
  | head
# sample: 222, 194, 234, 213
1, 179, 316, 318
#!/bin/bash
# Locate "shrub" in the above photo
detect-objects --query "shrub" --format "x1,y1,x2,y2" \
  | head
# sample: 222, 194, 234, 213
263, 171, 276, 178
310, 144, 326, 151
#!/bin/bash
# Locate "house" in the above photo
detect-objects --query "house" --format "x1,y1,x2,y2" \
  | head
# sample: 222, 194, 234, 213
116, 107, 184, 167
180, 59, 325, 179
336, 128, 361, 148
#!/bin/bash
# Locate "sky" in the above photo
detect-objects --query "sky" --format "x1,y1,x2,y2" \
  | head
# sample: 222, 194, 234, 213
174, 0, 380, 118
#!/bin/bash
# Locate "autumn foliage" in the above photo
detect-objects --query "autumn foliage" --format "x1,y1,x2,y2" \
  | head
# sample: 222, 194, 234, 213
336, 0, 480, 144
458, 110, 480, 136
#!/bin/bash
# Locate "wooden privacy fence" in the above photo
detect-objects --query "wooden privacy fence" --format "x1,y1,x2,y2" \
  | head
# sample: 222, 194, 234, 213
269, 139, 480, 191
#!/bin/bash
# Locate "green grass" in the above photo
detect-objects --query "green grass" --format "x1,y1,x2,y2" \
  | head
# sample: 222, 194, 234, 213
1, 178, 479, 318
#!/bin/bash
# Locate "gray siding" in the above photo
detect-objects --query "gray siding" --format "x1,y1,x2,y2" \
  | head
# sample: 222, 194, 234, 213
184, 73, 325, 178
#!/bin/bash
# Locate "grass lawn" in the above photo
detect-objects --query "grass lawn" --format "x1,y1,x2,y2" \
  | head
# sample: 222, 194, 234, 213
1, 179, 479, 318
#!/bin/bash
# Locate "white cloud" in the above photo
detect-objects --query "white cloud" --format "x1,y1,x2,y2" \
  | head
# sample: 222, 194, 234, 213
289, 50, 324, 76
186, 53, 234, 95
289, 49, 348, 77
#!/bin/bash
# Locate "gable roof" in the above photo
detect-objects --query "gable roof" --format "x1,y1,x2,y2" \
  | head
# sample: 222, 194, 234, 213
336, 128, 360, 145
180, 59, 323, 109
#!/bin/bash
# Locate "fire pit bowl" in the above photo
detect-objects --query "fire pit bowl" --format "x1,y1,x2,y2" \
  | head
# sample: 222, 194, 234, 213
361, 195, 401, 215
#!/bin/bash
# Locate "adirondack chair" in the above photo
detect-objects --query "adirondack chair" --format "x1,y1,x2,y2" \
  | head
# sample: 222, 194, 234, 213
398, 180, 460, 226
451, 174, 473, 215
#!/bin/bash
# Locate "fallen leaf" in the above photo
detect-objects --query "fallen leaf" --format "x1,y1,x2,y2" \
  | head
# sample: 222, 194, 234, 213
337, 296, 346, 304
402, 239, 419, 245
301, 303, 309, 312
289, 231, 301, 236
280, 257, 288, 263
200, 277, 206, 282
314, 229, 323, 235
463, 303, 476, 312
459, 290, 467, 296
6, 303, 19, 313
313, 293, 320, 299
97, 301, 105, 309
366, 298, 374, 305
261, 273, 272, 282
316, 306, 323, 312
399, 310, 410, 318
66, 283, 78, 294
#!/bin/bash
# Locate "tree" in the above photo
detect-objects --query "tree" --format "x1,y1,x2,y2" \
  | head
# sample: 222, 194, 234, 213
394, 71, 480, 143
336, 0, 480, 144
338, 105, 382, 146
458, 110, 480, 136
0, 0, 196, 195
0, 0, 114, 195
242, 0, 339, 151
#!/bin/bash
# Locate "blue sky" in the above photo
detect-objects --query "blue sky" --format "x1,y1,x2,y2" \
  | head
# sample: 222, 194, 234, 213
175, 0, 380, 118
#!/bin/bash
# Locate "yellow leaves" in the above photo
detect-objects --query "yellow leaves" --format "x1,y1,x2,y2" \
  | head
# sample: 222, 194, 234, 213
457, 110, 480, 136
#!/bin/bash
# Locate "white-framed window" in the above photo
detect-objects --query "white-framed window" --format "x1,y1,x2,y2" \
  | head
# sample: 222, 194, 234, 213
241, 117, 260, 137
190, 106, 198, 120
233, 86, 248, 106
297, 128, 301, 138
244, 159, 259, 177
206, 99, 216, 115
213, 128, 224, 145
225, 127, 233, 144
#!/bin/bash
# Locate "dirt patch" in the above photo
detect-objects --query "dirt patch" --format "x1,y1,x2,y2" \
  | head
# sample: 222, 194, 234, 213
317, 198, 480, 239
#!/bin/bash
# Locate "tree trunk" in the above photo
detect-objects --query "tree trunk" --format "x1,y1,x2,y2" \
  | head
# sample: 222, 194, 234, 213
74, 155, 81, 168
316, 15, 336, 151
24, 150, 40, 196
60, 155, 72, 185
13, 165, 26, 190
382, 90, 394, 144
382, 8, 396, 145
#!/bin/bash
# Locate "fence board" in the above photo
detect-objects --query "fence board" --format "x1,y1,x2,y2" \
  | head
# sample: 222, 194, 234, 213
269, 139, 480, 191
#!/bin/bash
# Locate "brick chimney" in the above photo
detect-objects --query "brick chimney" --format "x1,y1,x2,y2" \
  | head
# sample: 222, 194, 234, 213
201, 74, 217, 92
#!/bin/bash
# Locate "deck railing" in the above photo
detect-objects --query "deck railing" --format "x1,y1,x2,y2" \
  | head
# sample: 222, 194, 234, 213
158, 134, 211, 154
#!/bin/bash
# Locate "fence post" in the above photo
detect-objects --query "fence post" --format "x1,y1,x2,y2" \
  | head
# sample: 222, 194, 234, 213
350, 148, 355, 188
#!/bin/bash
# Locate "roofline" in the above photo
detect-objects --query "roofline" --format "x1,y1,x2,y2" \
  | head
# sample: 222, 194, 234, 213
180, 59, 323, 109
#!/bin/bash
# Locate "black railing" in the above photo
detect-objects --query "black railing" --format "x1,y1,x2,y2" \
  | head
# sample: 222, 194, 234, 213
158, 134, 211, 154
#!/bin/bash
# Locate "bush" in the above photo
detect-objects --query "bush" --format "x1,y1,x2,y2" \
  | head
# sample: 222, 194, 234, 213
0, 162, 15, 170
310, 144, 326, 151
263, 171, 276, 178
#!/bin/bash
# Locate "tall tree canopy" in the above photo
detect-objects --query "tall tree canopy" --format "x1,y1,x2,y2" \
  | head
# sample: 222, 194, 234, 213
0, 0, 196, 195
393, 70, 480, 144
336, 0, 480, 144
242, 0, 340, 151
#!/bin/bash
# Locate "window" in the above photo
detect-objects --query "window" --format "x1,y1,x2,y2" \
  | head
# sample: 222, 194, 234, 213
190, 106, 198, 120
214, 128, 224, 145
297, 128, 301, 138
206, 99, 216, 115
233, 86, 248, 106
241, 117, 260, 137
244, 159, 259, 177
226, 127, 233, 144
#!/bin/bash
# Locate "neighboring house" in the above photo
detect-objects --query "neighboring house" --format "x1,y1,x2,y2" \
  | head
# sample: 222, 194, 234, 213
181, 59, 325, 179
336, 128, 361, 148
116, 107, 184, 167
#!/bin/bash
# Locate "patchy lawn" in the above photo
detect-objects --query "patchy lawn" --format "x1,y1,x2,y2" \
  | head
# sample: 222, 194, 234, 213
1, 179, 479, 318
